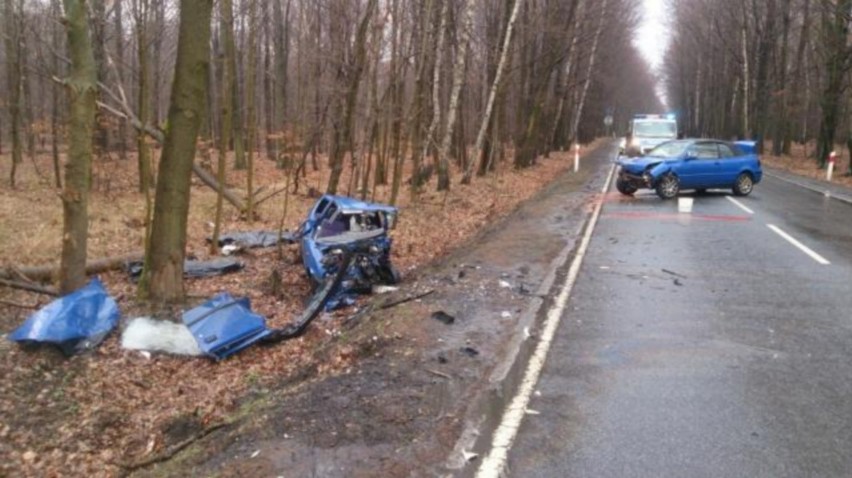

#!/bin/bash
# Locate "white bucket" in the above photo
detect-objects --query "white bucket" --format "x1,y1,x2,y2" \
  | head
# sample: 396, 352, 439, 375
678, 197, 694, 213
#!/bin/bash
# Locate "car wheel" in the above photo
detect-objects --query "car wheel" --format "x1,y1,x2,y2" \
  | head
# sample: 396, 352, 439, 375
616, 178, 637, 195
732, 173, 754, 196
655, 173, 680, 200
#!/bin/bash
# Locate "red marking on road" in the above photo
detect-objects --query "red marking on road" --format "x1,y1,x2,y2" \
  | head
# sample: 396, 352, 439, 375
603, 211, 751, 222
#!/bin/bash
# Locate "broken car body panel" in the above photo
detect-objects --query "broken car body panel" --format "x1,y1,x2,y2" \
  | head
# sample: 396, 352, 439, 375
616, 139, 763, 198
298, 195, 399, 309
8, 278, 120, 355
182, 293, 271, 360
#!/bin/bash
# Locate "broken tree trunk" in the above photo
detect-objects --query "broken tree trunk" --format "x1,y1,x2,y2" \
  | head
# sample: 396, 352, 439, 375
0, 252, 144, 283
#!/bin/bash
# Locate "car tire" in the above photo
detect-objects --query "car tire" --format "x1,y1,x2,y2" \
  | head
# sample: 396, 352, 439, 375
655, 173, 680, 200
616, 178, 637, 195
732, 172, 754, 196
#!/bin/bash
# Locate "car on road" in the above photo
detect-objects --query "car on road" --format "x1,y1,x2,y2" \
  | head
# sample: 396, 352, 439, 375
615, 139, 762, 199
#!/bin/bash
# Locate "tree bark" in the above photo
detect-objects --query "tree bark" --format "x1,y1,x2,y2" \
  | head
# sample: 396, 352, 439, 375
139, 0, 213, 303
326, 0, 377, 195
461, 0, 523, 184
4, 0, 23, 187
569, 0, 607, 146
59, 0, 98, 294
437, 0, 474, 191
210, 0, 235, 254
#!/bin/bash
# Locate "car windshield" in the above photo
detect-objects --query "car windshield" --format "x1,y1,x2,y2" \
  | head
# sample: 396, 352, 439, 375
633, 121, 677, 138
646, 141, 691, 158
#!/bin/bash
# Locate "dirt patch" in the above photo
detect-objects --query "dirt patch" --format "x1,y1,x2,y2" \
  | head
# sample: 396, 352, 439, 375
0, 141, 602, 477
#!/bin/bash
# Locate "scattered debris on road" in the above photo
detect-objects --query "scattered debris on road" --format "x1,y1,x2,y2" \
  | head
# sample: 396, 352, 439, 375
431, 311, 456, 325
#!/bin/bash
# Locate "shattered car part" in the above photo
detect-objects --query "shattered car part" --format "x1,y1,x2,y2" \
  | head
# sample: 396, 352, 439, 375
297, 195, 401, 310
8, 278, 120, 356
182, 293, 271, 360
210, 230, 298, 249
127, 258, 244, 281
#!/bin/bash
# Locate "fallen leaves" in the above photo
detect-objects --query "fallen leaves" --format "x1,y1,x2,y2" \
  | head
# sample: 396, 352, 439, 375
0, 143, 597, 476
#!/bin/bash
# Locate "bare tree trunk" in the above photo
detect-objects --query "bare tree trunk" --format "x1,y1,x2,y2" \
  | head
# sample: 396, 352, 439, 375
461, 0, 523, 184
326, 0, 377, 194
4, 0, 23, 187
114, 0, 128, 160
406, 0, 435, 193
419, 0, 449, 183
740, 5, 751, 139
139, 0, 213, 303
549, 0, 583, 151
210, 0, 235, 254
437, 0, 474, 191
772, 0, 792, 156
133, 0, 153, 194
569, 0, 607, 145
59, 0, 97, 293
51, 0, 63, 189
245, 0, 258, 221
816, 0, 852, 167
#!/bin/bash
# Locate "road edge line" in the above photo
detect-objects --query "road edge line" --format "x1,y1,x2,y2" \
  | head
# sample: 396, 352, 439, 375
765, 171, 852, 205
474, 163, 616, 478
726, 196, 755, 214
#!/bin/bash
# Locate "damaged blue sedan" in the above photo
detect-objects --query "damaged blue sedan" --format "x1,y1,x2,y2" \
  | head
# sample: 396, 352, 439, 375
299, 195, 400, 309
615, 139, 762, 199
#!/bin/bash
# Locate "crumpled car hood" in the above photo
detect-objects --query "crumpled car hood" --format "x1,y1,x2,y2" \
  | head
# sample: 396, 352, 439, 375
617, 155, 671, 173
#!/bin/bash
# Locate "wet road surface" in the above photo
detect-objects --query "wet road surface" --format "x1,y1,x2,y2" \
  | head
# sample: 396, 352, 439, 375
506, 155, 852, 477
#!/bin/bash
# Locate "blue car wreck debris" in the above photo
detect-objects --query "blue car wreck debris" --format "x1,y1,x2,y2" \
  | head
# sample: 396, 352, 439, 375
616, 139, 762, 199
182, 293, 271, 360
8, 278, 120, 356
297, 195, 401, 310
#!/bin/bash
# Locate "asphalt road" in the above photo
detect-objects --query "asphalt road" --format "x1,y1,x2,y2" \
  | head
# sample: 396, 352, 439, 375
505, 150, 852, 477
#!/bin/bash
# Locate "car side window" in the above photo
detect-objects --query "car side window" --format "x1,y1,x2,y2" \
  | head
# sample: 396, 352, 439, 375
717, 144, 736, 158
688, 143, 719, 159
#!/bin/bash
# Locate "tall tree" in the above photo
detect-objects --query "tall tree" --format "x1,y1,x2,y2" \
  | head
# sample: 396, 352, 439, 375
59, 0, 97, 293
4, 0, 23, 187
139, 0, 213, 302
816, 0, 852, 167
326, 0, 377, 194
437, 0, 474, 191
461, 0, 523, 184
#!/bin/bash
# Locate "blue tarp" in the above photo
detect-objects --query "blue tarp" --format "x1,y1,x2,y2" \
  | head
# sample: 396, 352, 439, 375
182, 293, 271, 360
8, 278, 120, 356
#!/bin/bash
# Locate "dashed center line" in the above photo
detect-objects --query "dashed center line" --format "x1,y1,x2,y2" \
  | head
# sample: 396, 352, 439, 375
726, 196, 754, 214
767, 224, 831, 265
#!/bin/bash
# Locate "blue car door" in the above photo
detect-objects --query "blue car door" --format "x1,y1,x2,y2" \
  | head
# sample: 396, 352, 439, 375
677, 142, 722, 188
716, 142, 744, 185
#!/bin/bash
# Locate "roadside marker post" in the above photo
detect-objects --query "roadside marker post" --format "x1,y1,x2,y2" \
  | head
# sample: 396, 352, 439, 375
574, 144, 580, 173
827, 151, 836, 182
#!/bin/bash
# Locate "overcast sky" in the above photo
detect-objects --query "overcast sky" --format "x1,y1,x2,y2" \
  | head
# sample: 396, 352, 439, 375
634, 0, 671, 106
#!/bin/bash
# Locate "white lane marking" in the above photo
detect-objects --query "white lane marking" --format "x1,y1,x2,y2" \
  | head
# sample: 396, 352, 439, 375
475, 164, 616, 478
767, 224, 830, 265
726, 196, 754, 214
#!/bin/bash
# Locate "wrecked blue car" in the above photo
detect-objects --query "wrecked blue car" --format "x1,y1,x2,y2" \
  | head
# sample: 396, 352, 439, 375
298, 195, 400, 309
615, 139, 762, 199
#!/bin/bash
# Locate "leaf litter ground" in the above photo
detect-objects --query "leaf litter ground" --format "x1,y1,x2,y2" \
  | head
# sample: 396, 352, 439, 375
0, 145, 598, 476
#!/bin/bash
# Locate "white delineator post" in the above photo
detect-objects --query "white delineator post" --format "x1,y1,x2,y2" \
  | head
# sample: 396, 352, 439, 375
827, 151, 836, 181
574, 143, 580, 173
